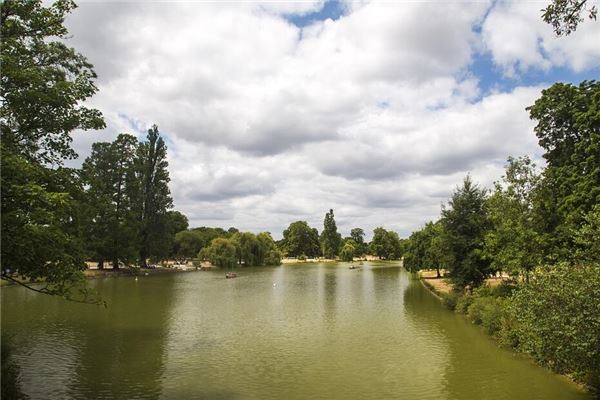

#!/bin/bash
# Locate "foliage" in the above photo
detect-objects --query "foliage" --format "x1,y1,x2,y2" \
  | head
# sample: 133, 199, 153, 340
320, 209, 342, 258
0, 0, 104, 303
484, 156, 543, 281
574, 204, 600, 263
0, 0, 105, 165
441, 176, 492, 288
508, 263, 600, 386
339, 241, 356, 262
82, 134, 140, 269
202, 238, 237, 269
282, 221, 320, 257
527, 81, 600, 262
200, 232, 281, 267
542, 0, 597, 36
369, 227, 403, 260
137, 125, 173, 265
349, 228, 368, 256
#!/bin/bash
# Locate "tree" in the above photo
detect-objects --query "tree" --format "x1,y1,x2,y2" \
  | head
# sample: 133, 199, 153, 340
0, 0, 105, 165
230, 232, 261, 266
282, 221, 320, 258
257, 232, 282, 266
340, 241, 356, 262
441, 176, 492, 288
1, 0, 104, 303
320, 209, 342, 259
484, 156, 543, 281
137, 125, 173, 266
542, 0, 597, 36
527, 81, 600, 261
82, 134, 140, 269
202, 238, 237, 269
174, 230, 205, 259
350, 228, 367, 256
574, 204, 600, 263
368, 227, 402, 260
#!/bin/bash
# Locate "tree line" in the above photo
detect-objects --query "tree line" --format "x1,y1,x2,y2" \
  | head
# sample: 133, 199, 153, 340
173, 210, 404, 265
403, 81, 600, 389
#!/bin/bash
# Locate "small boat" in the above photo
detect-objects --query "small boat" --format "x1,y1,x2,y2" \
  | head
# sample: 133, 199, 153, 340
225, 272, 237, 279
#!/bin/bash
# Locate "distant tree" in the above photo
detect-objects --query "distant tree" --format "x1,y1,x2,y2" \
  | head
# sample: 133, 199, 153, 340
369, 227, 403, 260
320, 209, 342, 259
370, 227, 389, 259
202, 238, 237, 269
257, 232, 282, 266
174, 230, 205, 259
136, 125, 173, 266
340, 241, 356, 262
350, 228, 367, 256
441, 176, 492, 288
0, 0, 104, 303
542, 0, 597, 36
231, 232, 261, 266
282, 221, 320, 257
485, 156, 542, 281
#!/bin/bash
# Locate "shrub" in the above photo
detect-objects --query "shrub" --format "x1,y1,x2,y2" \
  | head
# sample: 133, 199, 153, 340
508, 263, 600, 388
455, 294, 473, 314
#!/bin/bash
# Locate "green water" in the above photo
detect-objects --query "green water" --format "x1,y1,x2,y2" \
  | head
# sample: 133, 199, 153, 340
1, 263, 592, 400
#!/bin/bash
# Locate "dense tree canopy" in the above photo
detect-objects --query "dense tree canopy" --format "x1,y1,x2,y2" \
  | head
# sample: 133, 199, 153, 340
369, 227, 403, 260
282, 221, 320, 258
0, 0, 104, 302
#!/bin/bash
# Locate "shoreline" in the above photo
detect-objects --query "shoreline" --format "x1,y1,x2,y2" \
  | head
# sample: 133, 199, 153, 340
417, 271, 593, 395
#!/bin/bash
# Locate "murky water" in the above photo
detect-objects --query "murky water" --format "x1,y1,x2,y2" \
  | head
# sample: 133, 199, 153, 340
1, 263, 592, 399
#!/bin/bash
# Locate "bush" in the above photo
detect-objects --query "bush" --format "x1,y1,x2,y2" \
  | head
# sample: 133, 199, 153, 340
442, 291, 460, 310
264, 249, 282, 266
455, 294, 473, 314
508, 263, 600, 388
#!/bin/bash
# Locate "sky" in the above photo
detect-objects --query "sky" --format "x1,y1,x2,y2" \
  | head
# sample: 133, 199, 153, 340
64, 0, 600, 239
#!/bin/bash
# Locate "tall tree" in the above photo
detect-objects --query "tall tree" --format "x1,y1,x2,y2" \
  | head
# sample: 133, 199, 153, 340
441, 176, 492, 288
136, 125, 173, 266
82, 134, 140, 269
1, 0, 104, 302
320, 209, 342, 259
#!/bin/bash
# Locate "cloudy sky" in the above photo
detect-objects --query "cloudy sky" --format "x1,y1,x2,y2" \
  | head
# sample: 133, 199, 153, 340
65, 0, 600, 239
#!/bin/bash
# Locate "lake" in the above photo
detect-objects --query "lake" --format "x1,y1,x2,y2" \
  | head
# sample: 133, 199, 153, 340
1, 262, 592, 399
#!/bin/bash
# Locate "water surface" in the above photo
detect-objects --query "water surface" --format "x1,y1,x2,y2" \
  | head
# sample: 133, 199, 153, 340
1, 263, 591, 399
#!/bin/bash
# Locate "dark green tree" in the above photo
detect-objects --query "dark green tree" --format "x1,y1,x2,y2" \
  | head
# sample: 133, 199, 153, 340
282, 221, 320, 258
441, 176, 492, 288
350, 227, 367, 256
136, 125, 173, 266
320, 209, 342, 259
527, 81, 600, 261
82, 134, 140, 269
340, 240, 356, 262
0, 0, 104, 302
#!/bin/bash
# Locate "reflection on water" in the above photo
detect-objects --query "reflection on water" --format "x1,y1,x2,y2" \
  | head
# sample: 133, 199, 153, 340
1, 264, 592, 400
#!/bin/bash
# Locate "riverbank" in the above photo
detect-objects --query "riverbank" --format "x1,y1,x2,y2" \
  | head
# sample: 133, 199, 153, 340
418, 268, 598, 394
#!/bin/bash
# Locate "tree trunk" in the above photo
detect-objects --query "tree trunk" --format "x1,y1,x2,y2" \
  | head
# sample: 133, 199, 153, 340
436, 266, 441, 278
98, 259, 104, 270
112, 257, 119, 270
140, 248, 147, 268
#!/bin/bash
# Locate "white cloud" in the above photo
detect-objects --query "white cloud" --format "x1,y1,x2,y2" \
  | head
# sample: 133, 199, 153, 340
63, 0, 597, 238
482, 1, 600, 76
